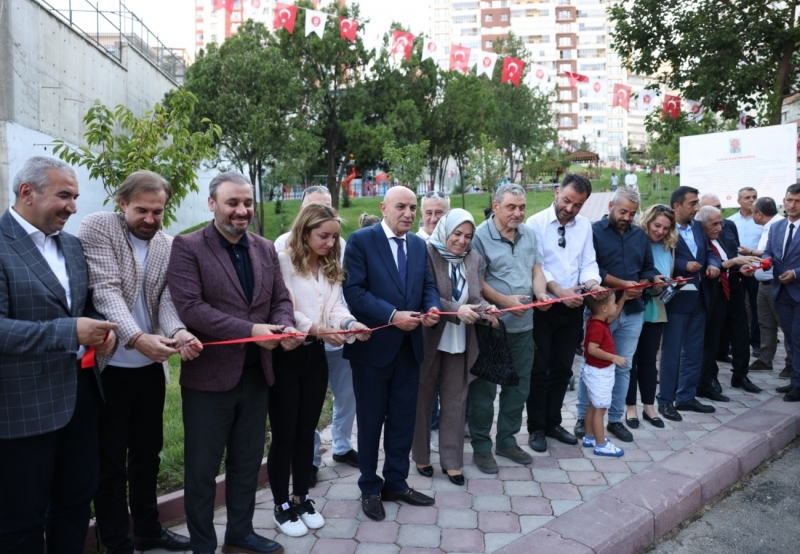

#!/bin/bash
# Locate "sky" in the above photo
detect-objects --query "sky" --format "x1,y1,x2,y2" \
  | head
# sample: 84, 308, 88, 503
121, 0, 430, 53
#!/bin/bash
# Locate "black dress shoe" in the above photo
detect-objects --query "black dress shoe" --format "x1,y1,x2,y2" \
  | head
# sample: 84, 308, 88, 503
573, 419, 586, 439
606, 421, 633, 442
776, 384, 794, 393
675, 398, 716, 413
731, 376, 762, 393
697, 388, 730, 402
222, 531, 284, 554
784, 386, 800, 402
625, 414, 639, 429
546, 425, 578, 445
309, 465, 318, 488
642, 412, 665, 428
332, 449, 359, 468
361, 494, 385, 521
712, 378, 723, 394
658, 403, 683, 422
717, 354, 732, 363
442, 468, 465, 486
528, 430, 547, 452
416, 465, 433, 477
134, 528, 191, 551
381, 487, 435, 506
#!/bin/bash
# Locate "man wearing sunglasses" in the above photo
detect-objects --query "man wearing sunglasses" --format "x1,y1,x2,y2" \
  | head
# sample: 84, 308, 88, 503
418, 191, 450, 240
526, 174, 603, 452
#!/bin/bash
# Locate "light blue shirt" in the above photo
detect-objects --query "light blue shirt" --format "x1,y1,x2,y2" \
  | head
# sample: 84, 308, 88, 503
727, 211, 763, 251
651, 241, 672, 278
677, 220, 697, 258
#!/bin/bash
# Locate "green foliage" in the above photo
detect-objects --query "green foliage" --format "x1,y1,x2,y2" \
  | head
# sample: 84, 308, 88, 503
609, 0, 800, 126
382, 140, 430, 188
644, 110, 736, 168
469, 134, 506, 192
52, 89, 220, 227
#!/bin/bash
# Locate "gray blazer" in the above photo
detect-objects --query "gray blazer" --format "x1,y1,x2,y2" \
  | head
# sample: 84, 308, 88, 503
0, 209, 93, 439
420, 244, 490, 384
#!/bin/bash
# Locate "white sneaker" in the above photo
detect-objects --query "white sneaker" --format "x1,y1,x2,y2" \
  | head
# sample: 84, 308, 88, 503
292, 497, 325, 530
430, 429, 440, 452
593, 439, 624, 457
274, 502, 308, 537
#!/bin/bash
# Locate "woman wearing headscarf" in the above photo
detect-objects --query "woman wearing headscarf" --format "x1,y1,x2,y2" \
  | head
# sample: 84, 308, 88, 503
411, 209, 499, 485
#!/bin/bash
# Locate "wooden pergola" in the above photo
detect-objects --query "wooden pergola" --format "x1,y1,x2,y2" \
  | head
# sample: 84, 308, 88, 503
568, 149, 600, 164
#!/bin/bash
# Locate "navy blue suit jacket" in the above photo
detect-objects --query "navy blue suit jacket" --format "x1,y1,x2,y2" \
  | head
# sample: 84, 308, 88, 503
763, 217, 800, 303
668, 221, 721, 314
343, 223, 441, 367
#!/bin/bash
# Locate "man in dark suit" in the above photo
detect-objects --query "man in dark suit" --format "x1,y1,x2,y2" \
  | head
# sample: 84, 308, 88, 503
343, 186, 441, 521
167, 171, 301, 554
696, 204, 763, 402
656, 186, 720, 421
768, 183, 800, 401
0, 156, 117, 553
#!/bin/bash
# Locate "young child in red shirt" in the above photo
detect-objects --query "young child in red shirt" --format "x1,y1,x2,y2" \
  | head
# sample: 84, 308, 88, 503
582, 292, 630, 457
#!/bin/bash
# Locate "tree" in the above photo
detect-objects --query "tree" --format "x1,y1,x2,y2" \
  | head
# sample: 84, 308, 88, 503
469, 134, 506, 193
53, 90, 220, 227
644, 110, 736, 169
488, 34, 558, 181
182, 19, 316, 235
609, 0, 800, 125
382, 140, 430, 189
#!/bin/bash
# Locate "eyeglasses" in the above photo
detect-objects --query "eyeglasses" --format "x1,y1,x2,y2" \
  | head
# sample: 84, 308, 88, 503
424, 190, 449, 199
557, 226, 566, 248
654, 205, 674, 214
301, 185, 330, 200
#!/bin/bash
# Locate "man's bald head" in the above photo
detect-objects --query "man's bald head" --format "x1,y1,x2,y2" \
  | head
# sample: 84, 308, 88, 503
302, 189, 332, 208
381, 186, 417, 236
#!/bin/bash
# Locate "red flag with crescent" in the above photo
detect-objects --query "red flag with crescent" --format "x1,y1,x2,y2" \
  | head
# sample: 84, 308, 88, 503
273, 3, 298, 34
612, 83, 631, 111
662, 94, 681, 118
501, 57, 524, 86
564, 71, 589, 88
339, 17, 358, 42
213, 0, 235, 13
391, 30, 415, 61
449, 45, 471, 74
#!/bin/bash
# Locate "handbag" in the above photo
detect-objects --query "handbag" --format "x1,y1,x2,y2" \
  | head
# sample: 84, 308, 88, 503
469, 320, 519, 387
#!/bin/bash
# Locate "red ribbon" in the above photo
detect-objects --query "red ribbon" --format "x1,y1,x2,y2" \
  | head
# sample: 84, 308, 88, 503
81, 330, 110, 369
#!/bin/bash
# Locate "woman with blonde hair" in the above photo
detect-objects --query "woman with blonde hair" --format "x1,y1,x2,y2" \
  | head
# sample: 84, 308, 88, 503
269, 203, 370, 537
625, 205, 678, 429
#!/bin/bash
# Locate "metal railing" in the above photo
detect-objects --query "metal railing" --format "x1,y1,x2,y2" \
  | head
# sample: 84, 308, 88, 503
35, 0, 186, 84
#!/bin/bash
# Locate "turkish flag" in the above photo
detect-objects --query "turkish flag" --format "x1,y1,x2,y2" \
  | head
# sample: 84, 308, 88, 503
528, 64, 548, 88
421, 38, 439, 62
738, 111, 748, 129
588, 78, 606, 99
391, 30, 414, 61
662, 94, 681, 118
339, 17, 358, 42
305, 9, 327, 38
476, 52, 498, 78
612, 83, 631, 111
274, 3, 298, 34
502, 57, 524, 86
564, 71, 589, 88
449, 45, 471, 74
686, 99, 704, 122
213, 0, 235, 13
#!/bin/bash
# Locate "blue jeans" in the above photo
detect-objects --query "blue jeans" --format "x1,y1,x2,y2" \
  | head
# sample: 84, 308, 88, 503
313, 347, 357, 466
576, 309, 644, 423
657, 304, 706, 406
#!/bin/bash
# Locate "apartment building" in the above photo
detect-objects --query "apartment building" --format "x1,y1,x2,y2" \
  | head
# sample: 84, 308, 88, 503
429, 0, 648, 161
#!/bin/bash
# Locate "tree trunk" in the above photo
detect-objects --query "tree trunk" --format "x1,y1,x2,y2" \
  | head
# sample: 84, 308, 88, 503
508, 143, 515, 183
770, 43, 795, 125
327, 137, 339, 210
248, 161, 264, 237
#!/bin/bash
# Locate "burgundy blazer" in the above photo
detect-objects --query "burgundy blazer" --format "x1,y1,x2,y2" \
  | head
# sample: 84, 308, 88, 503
166, 222, 295, 390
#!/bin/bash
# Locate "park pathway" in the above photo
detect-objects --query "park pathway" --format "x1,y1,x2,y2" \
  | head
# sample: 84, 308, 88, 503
141, 337, 798, 554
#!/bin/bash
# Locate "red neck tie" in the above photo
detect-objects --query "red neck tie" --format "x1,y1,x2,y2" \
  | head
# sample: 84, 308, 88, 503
708, 240, 730, 300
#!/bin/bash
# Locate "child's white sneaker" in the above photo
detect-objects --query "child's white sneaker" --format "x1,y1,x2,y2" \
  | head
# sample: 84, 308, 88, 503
582, 437, 596, 448
593, 439, 624, 457
291, 497, 325, 530
274, 502, 308, 537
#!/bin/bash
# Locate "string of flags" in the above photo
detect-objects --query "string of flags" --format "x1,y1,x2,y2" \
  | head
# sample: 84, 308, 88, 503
214, 2, 750, 120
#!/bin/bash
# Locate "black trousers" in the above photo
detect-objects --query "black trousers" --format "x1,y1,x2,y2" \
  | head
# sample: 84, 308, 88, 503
94, 363, 165, 553
351, 336, 420, 495
0, 368, 100, 554
528, 303, 583, 432
700, 283, 750, 393
182, 363, 268, 551
268, 342, 329, 506
627, 322, 664, 406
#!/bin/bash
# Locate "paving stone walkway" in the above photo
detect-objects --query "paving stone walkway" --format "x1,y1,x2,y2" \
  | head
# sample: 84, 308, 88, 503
142, 338, 796, 554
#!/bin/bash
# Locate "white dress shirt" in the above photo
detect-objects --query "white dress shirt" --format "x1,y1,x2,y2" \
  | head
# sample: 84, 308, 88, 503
727, 211, 763, 251
526, 204, 601, 288
755, 215, 783, 282
381, 219, 407, 267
